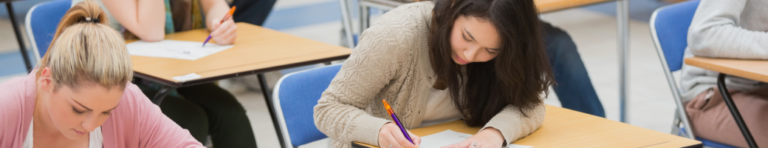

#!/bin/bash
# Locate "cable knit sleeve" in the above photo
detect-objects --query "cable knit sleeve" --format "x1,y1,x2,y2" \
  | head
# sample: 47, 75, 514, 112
313, 3, 429, 146
688, 0, 768, 59
480, 103, 546, 145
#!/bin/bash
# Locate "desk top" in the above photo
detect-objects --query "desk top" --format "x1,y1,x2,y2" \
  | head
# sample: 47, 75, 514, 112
361, 0, 613, 13
685, 57, 768, 83
354, 105, 701, 148
536, 0, 613, 13
129, 23, 352, 87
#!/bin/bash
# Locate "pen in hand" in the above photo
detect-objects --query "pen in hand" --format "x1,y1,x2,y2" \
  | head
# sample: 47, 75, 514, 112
383, 99, 415, 144
202, 6, 236, 47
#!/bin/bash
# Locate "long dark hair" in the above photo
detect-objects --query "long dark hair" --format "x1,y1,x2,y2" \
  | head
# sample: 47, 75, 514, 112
428, 0, 554, 126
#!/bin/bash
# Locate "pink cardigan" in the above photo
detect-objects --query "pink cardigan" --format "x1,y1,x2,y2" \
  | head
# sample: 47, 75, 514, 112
0, 71, 204, 148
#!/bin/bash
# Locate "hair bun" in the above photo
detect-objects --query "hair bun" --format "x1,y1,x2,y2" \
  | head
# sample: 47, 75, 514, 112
83, 17, 100, 23
56, 0, 108, 30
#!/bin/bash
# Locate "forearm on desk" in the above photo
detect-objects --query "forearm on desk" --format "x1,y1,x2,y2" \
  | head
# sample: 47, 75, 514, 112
688, 0, 768, 59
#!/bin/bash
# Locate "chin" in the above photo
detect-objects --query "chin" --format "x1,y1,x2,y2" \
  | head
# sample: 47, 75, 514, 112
61, 129, 87, 140
452, 59, 468, 65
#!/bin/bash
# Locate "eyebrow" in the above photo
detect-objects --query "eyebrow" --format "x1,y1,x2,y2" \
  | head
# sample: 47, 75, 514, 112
72, 98, 119, 113
463, 27, 499, 51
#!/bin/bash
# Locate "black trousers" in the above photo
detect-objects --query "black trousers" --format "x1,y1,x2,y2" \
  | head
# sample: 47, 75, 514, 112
138, 83, 257, 148
230, 0, 277, 26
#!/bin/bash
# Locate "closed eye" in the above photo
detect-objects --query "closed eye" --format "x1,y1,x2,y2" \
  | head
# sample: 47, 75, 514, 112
73, 107, 85, 114
462, 32, 472, 42
486, 48, 498, 54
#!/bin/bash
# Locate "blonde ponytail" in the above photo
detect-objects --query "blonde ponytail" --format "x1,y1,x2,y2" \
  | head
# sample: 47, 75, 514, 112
37, 0, 132, 90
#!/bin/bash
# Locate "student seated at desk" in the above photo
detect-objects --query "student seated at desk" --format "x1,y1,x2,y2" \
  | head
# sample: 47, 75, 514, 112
71, 0, 258, 147
0, 1, 203, 147
681, 0, 768, 146
314, 0, 552, 147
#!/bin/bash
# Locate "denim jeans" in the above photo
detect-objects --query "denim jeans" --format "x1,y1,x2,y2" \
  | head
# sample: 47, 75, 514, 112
542, 22, 606, 117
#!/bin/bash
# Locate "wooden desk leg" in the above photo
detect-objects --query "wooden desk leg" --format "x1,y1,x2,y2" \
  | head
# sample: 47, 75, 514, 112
6, 2, 32, 72
717, 73, 758, 148
257, 73, 286, 148
152, 86, 174, 106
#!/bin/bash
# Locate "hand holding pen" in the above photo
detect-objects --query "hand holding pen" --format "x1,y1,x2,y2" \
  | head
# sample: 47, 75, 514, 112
379, 100, 422, 148
203, 6, 237, 46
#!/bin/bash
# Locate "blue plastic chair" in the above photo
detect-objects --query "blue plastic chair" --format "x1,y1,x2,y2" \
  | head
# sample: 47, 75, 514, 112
25, 0, 71, 61
650, 1, 736, 147
273, 64, 343, 148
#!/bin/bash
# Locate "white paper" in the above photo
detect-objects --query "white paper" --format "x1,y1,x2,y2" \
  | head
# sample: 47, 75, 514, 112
127, 40, 233, 60
419, 130, 472, 148
418, 130, 533, 148
507, 144, 533, 148
172, 73, 201, 81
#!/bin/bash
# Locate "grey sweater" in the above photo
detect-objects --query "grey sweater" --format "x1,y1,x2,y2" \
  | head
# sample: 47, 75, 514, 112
681, 0, 768, 101
313, 2, 545, 148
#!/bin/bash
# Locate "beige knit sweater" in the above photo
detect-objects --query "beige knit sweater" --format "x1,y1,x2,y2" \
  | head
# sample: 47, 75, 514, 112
313, 2, 545, 148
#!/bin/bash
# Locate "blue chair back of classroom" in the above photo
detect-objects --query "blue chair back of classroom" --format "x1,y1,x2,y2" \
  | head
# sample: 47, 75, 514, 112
273, 64, 343, 148
25, 0, 71, 61
650, 0, 699, 72
651, 1, 737, 147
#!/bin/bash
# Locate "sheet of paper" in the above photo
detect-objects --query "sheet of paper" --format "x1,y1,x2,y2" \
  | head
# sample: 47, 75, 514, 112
127, 40, 234, 60
507, 144, 533, 148
419, 130, 472, 148
418, 130, 533, 148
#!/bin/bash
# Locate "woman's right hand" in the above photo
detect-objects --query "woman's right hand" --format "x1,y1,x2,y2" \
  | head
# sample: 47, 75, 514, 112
379, 123, 422, 148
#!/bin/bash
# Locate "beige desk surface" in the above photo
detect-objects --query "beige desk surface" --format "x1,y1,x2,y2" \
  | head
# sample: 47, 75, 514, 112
354, 105, 701, 148
685, 57, 768, 83
536, 0, 613, 13
129, 22, 352, 87
373, 0, 613, 13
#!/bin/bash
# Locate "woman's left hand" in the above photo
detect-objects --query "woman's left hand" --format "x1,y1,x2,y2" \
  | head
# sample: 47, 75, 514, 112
209, 17, 237, 45
441, 128, 504, 148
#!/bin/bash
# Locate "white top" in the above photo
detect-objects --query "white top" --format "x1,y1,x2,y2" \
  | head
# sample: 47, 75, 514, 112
420, 88, 463, 127
22, 121, 103, 148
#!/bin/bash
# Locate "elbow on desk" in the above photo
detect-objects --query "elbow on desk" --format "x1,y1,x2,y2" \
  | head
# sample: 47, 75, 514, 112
133, 32, 165, 42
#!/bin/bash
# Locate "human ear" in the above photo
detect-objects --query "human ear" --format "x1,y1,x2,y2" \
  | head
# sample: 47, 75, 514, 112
38, 67, 55, 93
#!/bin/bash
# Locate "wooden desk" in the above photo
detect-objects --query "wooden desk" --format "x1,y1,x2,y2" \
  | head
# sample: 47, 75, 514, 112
685, 57, 768, 83
130, 23, 351, 87
353, 105, 702, 148
129, 22, 352, 148
684, 57, 760, 147
536, 0, 613, 13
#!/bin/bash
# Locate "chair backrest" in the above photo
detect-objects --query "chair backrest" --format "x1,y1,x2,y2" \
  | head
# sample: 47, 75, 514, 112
273, 64, 343, 148
650, 0, 700, 72
25, 0, 71, 61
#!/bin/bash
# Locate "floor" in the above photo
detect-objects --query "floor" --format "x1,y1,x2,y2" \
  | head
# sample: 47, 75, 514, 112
0, 0, 685, 147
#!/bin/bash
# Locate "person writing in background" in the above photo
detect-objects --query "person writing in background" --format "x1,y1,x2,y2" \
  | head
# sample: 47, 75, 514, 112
681, 0, 768, 146
73, 0, 257, 147
314, 0, 553, 147
0, 1, 204, 147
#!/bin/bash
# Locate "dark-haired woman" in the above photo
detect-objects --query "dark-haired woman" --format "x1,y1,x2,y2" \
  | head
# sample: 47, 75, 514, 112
314, 0, 554, 147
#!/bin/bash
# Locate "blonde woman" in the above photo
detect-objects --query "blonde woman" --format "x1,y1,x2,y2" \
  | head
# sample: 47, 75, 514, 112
74, 0, 259, 146
0, 1, 203, 147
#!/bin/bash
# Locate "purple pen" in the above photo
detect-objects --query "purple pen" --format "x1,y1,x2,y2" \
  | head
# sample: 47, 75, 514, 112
383, 100, 414, 144
202, 36, 212, 47
390, 113, 414, 144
